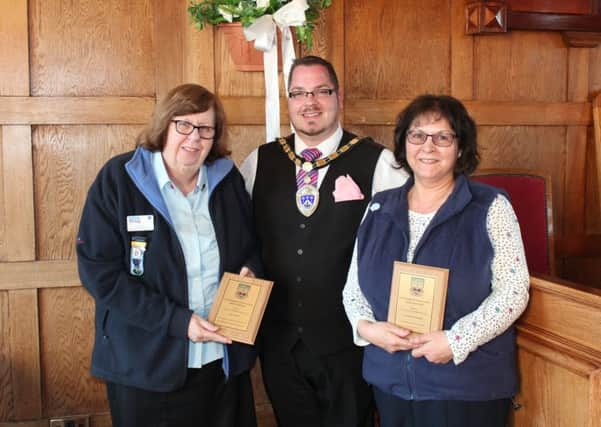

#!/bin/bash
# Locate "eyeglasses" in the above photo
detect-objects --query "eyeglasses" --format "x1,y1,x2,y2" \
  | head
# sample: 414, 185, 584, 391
406, 130, 457, 147
288, 88, 335, 100
171, 120, 215, 139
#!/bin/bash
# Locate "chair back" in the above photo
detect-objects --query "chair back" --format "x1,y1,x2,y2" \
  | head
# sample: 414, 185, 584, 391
471, 168, 555, 276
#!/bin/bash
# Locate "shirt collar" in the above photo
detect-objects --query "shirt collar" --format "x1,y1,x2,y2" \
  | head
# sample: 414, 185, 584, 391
294, 124, 343, 158
151, 151, 205, 192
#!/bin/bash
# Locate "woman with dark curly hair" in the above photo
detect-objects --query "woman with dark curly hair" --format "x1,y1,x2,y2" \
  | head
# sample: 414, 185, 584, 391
343, 94, 530, 427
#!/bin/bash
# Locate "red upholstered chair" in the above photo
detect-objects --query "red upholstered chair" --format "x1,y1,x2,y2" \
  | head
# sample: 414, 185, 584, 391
470, 169, 555, 276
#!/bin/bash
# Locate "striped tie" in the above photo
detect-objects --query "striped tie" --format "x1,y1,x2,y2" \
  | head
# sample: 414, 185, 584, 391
296, 148, 322, 190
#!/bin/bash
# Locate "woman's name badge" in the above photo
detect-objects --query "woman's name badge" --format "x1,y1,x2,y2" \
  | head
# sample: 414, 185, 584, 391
296, 185, 319, 217
126, 215, 154, 232
130, 237, 147, 276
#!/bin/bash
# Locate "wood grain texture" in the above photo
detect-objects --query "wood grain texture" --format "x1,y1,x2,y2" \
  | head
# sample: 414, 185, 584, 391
154, 0, 187, 99
184, 6, 215, 91
345, 99, 592, 126
568, 48, 590, 102
39, 287, 107, 417
0, 292, 14, 422
8, 290, 41, 419
215, 26, 272, 97
512, 347, 590, 427
0, 126, 35, 261
0, 0, 28, 96
305, 0, 344, 101
475, 32, 567, 102
478, 126, 565, 236
593, 94, 601, 232
30, 0, 154, 97
0, 261, 79, 291
344, 125, 395, 151
0, 97, 155, 125
221, 97, 290, 125
33, 125, 141, 260
521, 277, 601, 359
451, 0, 474, 99
563, 127, 588, 235
591, 44, 601, 94
591, 369, 601, 427
227, 125, 291, 167
345, 0, 450, 99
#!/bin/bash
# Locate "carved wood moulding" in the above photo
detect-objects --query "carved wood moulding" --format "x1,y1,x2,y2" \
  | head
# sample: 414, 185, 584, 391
465, 0, 601, 47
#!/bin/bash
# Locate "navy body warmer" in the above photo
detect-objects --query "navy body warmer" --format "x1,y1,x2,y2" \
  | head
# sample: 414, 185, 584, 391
357, 174, 518, 401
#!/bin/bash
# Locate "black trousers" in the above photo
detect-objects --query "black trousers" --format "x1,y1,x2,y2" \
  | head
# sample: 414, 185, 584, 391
260, 339, 374, 427
374, 386, 510, 427
106, 360, 256, 427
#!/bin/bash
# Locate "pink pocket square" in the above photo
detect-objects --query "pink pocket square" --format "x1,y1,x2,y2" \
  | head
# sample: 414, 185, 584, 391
333, 174, 365, 202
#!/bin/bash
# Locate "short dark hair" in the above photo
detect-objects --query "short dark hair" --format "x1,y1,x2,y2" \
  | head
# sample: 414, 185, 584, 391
136, 84, 230, 163
393, 94, 479, 176
287, 55, 339, 92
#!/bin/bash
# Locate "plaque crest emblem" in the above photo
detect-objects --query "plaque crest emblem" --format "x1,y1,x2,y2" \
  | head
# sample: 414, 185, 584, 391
410, 277, 425, 297
296, 185, 320, 217
236, 283, 251, 299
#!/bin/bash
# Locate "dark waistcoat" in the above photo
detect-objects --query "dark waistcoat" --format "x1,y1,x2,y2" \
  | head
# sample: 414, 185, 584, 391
254, 131, 383, 355
358, 174, 518, 400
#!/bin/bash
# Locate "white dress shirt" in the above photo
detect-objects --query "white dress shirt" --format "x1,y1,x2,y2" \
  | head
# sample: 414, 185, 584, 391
239, 125, 409, 196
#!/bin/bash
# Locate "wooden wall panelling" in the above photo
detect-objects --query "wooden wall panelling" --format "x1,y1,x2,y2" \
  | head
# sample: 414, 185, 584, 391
307, 0, 344, 94
39, 287, 105, 417
478, 126, 565, 236
0, 97, 155, 126
560, 47, 591, 276
183, 5, 215, 90
345, 0, 450, 100
345, 125, 395, 151
451, 0, 474, 99
33, 125, 141, 261
511, 277, 601, 426
154, 0, 189, 98
591, 369, 601, 427
29, 0, 154, 97
512, 341, 591, 427
0, 0, 28, 96
0, 126, 35, 262
593, 94, 601, 230
214, 27, 269, 97
228, 125, 291, 167
345, 99, 591, 126
0, 261, 79, 292
591, 44, 601, 93
0, 292, 13, 421
8, 290, 41, 420
475, 32, 567, 101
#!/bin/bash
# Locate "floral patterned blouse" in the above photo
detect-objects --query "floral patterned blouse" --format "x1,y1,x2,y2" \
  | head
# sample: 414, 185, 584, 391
343, 194, 530, 364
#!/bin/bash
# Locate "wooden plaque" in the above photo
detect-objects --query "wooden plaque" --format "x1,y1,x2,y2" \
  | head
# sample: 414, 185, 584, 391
387, 261, 449, 334
208, 272, 273, 345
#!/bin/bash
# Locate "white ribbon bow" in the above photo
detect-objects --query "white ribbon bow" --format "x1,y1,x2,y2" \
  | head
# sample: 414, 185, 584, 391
244, 0, 309, 142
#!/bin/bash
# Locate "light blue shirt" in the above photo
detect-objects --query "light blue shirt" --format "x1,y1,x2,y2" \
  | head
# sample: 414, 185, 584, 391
152, 152, 223, 368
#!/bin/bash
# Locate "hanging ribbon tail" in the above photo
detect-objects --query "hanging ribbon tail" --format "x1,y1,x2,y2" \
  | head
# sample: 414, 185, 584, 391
244, 15, 280, 142
274, 0, 309, 95
244, 0, 309, 143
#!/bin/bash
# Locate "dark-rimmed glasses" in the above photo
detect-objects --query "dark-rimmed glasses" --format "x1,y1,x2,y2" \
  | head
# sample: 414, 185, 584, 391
171, 120, 215, 139
288, 88, 335, 100
406, 130, 456, 147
